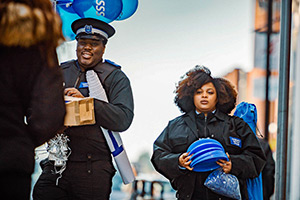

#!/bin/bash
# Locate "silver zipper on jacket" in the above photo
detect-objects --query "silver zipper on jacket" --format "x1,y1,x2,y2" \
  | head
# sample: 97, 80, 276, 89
204, 115, 207, 137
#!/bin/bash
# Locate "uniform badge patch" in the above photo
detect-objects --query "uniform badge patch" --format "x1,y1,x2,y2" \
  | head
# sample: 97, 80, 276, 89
229, 137, 242, 148
84, 25, 93, 34
79, 82, 89, 88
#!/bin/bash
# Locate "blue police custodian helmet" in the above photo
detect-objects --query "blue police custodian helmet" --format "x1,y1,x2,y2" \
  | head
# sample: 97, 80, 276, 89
71, 18, 115, 41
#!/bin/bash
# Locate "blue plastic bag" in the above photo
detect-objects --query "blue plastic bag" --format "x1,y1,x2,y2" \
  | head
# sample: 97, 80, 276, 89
204, 168, 241, 200
234, 102, 264, 200
233, 102, 257, 133
246, 174, 263, 200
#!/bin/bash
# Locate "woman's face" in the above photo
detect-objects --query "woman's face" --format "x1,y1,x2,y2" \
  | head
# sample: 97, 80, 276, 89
193, 82, 217, 114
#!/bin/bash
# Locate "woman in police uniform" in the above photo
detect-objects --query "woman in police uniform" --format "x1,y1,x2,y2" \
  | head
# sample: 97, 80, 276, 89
151, 66, 266, 200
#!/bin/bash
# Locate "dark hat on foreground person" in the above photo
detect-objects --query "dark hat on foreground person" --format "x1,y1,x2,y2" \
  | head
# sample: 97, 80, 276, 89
71, 18, 115, 41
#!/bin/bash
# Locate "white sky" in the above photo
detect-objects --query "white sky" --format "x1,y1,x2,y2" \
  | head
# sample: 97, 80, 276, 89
57, 0, 256, 162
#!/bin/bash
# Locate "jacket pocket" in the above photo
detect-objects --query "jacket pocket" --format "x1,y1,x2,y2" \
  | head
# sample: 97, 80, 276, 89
223, 120, 243, 154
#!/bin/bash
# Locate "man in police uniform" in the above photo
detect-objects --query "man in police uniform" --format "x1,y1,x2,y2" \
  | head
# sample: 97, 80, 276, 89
33, 18, 134, 200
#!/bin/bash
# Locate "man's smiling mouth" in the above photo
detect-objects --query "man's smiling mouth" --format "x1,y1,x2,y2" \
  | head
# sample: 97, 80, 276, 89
82, 51, 92, 59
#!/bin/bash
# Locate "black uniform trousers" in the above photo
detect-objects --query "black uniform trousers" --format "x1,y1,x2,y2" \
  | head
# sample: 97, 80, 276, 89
0, 171, 31, 200
33, 159, 115, 200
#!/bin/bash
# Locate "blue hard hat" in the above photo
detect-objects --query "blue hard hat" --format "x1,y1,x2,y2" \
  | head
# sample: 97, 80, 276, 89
190, 146, 224, 160
187, 138, 224, 153
187, 138, 228, 172
191, 150, 229, 172
188, 142, 224, 156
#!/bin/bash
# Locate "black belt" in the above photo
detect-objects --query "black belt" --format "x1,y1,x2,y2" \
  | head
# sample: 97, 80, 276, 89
68, 152, 112, 162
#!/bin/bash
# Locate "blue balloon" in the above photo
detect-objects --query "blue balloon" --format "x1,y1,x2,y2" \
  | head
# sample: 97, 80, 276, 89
116, 0, 138, 21
72, 0, 123, 23
56, 0, 73, 6
56, 2, 80, 40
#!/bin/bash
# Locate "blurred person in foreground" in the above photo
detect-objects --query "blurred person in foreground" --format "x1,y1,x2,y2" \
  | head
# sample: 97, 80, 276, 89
0, 0, 66, 199
151, 66, 266, 200
33, 17, 134, 200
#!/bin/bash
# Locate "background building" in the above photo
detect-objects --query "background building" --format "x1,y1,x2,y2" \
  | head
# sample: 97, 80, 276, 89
224, 0, 300, 199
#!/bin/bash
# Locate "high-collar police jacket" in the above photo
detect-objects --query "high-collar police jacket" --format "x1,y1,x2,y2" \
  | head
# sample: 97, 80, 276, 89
61, 59, 134, 162
151, 109, 266, 200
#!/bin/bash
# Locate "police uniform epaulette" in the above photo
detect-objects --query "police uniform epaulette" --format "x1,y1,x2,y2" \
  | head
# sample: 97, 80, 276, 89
60, 60, 76, 69
104, 59, 121, 69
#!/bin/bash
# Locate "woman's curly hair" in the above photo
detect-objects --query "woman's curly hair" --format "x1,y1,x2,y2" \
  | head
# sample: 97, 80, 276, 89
174, 66, 213, 113
174, 65, 237, 114
212, 77, 237, 114
0, 0, 65, 67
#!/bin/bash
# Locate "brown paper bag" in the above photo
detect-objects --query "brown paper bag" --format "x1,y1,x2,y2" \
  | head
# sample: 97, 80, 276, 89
64, 96, 95, 126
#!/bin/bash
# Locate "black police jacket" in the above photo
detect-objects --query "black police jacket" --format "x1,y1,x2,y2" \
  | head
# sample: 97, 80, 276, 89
151, 109, 266, 200
61, 60, 134, 162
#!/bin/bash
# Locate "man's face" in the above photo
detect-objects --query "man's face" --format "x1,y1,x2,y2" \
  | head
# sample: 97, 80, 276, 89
76, 37, 105, 70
